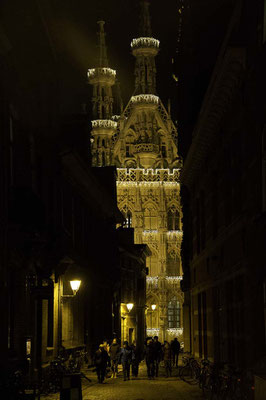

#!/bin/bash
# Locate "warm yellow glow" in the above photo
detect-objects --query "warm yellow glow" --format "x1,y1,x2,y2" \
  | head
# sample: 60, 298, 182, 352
91, 119, 117, 129
70, 280, 81, 294
126, 303, 134, 312
131, 94, 159, 104
131, 37, 160, 49
87, 67, 116, 79
151, 304, 156, 311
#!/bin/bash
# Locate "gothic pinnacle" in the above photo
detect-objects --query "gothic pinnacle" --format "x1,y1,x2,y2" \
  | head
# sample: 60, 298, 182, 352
97, 20, 109, 67
139, 0, 152, 37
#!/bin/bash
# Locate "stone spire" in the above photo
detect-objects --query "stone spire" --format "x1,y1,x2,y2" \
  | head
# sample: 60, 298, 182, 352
139, 0, 152, 37
96, 20, 109, 67
88, 21, 117, 167
131, 0, 159, 95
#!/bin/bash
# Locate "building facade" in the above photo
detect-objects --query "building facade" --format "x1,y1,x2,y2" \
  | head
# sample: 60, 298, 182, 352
181, 0, 266, 380
88, 0, 184, 343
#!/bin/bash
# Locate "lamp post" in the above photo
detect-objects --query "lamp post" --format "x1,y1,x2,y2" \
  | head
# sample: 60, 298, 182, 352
59, 279, 82, 352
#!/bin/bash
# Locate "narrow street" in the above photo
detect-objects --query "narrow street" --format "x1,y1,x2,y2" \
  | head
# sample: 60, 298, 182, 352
41, 363, 203, 400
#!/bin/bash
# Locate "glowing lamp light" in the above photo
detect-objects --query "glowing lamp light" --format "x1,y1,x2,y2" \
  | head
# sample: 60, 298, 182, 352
151, 304, 157, 311
126, 303, 134, 312
70, 280, 81, 295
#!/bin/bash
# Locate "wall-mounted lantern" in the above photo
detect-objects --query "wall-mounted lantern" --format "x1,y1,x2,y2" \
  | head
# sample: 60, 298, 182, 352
126, 303, 134, 312
61, 280, 81, 298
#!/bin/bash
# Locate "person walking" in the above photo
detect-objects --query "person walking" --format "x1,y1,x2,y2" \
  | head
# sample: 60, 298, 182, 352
94, 344, 108, 383
109, 338, 120, 378
144, 338, 156, 379
119, 341, 132, 381
153, 336, 162, 377
131, 341, 141, 378
171, 337, 180, 367
163, 340, 172, 377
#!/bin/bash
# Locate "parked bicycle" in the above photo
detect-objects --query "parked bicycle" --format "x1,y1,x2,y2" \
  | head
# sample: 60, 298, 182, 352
179, 354, 201, 385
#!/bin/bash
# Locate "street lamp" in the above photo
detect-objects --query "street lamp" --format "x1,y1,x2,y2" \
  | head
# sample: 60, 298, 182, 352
70, 280, 81, 295
61, 280, 81, 298
126, 303, 134, 312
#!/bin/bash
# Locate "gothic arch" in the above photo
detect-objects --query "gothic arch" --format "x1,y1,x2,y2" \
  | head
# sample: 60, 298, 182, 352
119, 201, 135, 226
143, 199, 158, 211
125, 130, 136, 143
167, 291, 184, 304
146, 292, 160, 330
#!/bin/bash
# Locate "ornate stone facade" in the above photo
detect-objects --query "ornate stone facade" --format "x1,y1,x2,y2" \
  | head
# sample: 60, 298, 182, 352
88, 0, 184, 342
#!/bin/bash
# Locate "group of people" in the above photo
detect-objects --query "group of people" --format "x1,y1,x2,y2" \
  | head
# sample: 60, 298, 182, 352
94, 336, 181, 383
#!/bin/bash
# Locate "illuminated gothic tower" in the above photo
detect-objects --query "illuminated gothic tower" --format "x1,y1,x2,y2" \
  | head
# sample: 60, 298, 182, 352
88, 21, 117, 167
88, 1, 184, 342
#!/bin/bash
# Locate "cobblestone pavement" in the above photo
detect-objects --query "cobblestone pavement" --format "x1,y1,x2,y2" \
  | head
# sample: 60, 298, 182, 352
41, 362, 203, 400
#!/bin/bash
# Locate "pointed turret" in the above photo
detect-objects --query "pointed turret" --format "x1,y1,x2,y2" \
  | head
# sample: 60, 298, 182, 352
88, 21, 117, 167
139, 0, 152, 37
131, 0, 159, 95
96, 20, 109, 68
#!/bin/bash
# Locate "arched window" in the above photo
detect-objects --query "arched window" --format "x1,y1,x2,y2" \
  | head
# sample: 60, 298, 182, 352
146, 255, 158, 276
147, 300, 157, 329
167, 209, 180, 231
122, 210, 132, 228
167, 252, 180, 276
168, 297, 181, 328
144, 207, 157, 230
126, 210, 132, 227
102, 151, 105, 166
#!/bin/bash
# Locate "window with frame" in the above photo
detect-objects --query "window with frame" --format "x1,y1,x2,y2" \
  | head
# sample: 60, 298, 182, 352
167, 209, 180, 230
146, 255, 158, 276
168, 297, 181, 328
167, 251, 180, 276
144, 207, 157, 230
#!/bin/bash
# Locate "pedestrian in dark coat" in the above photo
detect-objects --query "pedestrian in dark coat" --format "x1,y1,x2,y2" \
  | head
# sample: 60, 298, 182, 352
109, 338, 120, 378
144, 339, 156, 379
163, 341, 172, 377
131, 341, 141, 378
94, 345, 108, 383
153, 336, 162, 377
171, 338, 180, 367
119, 341, 132, 381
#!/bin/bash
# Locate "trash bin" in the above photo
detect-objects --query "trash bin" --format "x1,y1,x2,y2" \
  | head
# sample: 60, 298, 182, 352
60, 373, 82, 400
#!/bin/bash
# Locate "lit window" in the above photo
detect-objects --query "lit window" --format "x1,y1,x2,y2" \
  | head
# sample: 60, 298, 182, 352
168, 297, 180, 328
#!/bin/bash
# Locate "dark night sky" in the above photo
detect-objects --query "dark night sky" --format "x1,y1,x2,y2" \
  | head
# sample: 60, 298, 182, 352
25, 0, 233, 157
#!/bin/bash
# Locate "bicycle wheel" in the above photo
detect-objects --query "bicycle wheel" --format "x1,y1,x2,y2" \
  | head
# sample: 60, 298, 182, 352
179, 365, 191, 381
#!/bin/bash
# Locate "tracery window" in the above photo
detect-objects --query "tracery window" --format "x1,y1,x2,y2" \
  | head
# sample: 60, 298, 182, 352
146, 255, 158, 276
144, 208, 157, 230
167, 251, 180, 276
122, 210, 132, 228
168, 297, 181, 328
167, 209, 180, 230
